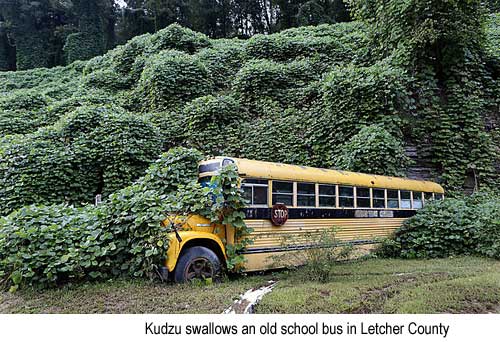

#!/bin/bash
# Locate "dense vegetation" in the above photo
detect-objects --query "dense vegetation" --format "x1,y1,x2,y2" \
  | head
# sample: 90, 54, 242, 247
379, 194, 500, 259
0, 1, 498, 289
0, 147, 250, 290
0, 0, 351, 71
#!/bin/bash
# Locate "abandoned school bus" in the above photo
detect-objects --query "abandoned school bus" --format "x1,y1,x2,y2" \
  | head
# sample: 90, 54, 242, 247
162, 157, 444, 282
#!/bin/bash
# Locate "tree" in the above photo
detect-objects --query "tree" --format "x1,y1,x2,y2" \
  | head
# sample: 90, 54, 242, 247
64, 0, 116, 63
0, 14, 16, 70
0, 0, 55, 70
349, 0, 499, 190
333, 125, 412, 177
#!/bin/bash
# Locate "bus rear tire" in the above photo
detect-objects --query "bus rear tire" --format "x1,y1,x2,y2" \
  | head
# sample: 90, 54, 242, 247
174, 246, 222, 283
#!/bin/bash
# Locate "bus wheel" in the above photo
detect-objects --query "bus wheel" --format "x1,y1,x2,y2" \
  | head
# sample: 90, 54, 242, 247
174, 246, 222, 283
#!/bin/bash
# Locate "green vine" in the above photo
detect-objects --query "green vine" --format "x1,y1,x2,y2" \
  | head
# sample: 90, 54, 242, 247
206, 164, 253, 272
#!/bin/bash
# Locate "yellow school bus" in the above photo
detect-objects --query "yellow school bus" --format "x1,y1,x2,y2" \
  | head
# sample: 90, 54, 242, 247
161, 157, 444, 282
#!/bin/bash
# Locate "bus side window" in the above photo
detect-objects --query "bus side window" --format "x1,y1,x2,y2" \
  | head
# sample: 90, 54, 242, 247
434, 193, 443, 200
339, 186, 354, 207
319, 184, 336, 207
241, 179, 268, 206
401, 190, 411, 209
387, 190, 399, 208
413, 192, 423, 209
424, 192, 433, 205
297, 183, 316, 207
373, 189, 386, 208
356, 187, 370, 208
272, 181, 293, 206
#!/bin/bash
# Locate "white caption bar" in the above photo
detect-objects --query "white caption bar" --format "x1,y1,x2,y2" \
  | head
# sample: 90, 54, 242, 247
0, 314, 498, 342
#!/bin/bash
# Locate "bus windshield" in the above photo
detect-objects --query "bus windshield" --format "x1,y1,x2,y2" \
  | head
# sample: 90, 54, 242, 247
199, 176, 214, 188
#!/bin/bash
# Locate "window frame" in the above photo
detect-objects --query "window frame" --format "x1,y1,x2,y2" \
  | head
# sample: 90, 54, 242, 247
400, 190, 412, 209
240, 178, 269, 208
258, 178, 439, 211
318, 183, 337, 208
355, 186, 371, 208
372, 188, 386, 209
296, 182, 317, 208
413, 191, 423, 209
338, 186, 355, 208
271, 180, 294, 206
387, 189, 400, 209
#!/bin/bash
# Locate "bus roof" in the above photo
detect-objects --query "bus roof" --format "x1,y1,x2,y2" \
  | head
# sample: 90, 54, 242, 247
199, 157, 444, 194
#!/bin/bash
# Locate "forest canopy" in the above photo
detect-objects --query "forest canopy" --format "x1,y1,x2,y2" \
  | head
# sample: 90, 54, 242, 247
0, 0, 350, 71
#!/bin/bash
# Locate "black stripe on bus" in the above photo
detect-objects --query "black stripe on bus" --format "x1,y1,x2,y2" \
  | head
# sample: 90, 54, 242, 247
241, 240, 377, 255
243, 208, 417, 219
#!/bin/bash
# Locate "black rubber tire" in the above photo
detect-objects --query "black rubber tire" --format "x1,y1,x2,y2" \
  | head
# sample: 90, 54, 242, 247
174, 246, 222, 283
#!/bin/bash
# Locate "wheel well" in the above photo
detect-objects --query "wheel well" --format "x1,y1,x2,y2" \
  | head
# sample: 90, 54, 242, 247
179, 239, 226, 268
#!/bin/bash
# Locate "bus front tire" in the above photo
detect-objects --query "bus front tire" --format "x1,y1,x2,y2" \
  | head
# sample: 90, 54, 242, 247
174, 246, 222, 283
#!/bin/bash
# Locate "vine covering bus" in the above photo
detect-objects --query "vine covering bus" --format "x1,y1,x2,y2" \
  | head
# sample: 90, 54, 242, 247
162, 157, 444, 283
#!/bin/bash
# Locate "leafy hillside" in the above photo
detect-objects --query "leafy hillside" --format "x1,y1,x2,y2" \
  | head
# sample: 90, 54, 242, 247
0, 3, 499, 217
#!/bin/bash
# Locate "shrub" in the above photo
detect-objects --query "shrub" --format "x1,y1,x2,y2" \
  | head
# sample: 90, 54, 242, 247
0, 90, 51, 111
0, 64, 84, 92
271, 228, 353, 283
183, 95, 247, 155
196, 40, 246, 89
245, 22, 370, 64
137, 50, 213, 111
232, 58, 318, 112
112, 34, 151, 76
467, 194, 500, 259
305, 61, 409, 166
379, 194, 500, 259
146, 24, 211, 54
246, 32, 344, 62
333, 125, 412, 176
0, 204, 106, 291
0, 147, 206, 290
81, 34, 152, 92
146, 110, 188, 149
0, 92, 116, 136
0, 105, 162, 215
238, 107, 312, 165
81, 69, 131, 93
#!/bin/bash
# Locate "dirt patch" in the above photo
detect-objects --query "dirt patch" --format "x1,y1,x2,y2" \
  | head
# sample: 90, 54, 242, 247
319, 290, 331, 297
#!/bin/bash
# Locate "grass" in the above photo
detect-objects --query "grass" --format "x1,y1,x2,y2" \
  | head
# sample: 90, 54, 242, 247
1, 256, 499, 314
0, 276, 268, 314
255, 256, 500, 314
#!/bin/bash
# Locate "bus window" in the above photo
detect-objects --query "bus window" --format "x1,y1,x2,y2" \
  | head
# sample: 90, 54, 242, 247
373, 189, 386, 208
424, 192, 433, 204
242, 186, 252, 203
272, 181, 293, 206
297, 183, 316, 207
241, 179, 268, 206
199, 162, 220, 173
356, 187, 370, 208
339, 186, 354, 207
199, 176, 212, 188
434, 193, 443, 200
413, 192, 423, 209
401, 191, 411, 209
387, 190, 399, 208
319, 184, 336, 207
